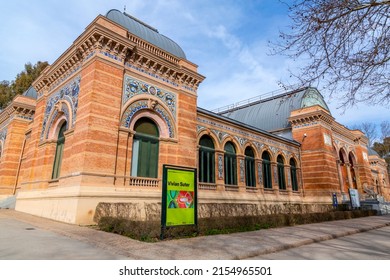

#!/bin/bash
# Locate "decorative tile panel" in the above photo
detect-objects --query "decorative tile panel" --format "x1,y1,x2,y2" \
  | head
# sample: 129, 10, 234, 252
258, 162, 263, 184
273, 165, 278, 185
40, 76, 80, 141
240, 159, 245, 182
235, 136, 247, 147
197, 125, 206, 133
121, 100, 175, 138
123, 75, 176, 119
218, 154, 223, 179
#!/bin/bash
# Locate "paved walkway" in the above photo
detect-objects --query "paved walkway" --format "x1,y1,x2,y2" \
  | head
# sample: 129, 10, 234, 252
1, 209, 390, 259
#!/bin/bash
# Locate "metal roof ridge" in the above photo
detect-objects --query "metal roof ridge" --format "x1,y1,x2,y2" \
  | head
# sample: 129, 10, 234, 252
212, 86, 309, 114
197, 106, 301, 146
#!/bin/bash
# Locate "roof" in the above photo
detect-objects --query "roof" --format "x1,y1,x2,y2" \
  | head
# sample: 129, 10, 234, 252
218, 87, 330, 133
106, 9, 186, 59
197, 107, 301, 147
23, 86, 38, 99
368, 147, 380, 157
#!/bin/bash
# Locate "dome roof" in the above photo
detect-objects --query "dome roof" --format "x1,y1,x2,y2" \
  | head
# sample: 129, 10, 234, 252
106, 9, 186, 59
23, 86, 38, 99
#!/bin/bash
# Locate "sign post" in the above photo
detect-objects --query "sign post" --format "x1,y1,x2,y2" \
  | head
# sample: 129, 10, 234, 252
332, 193, 338, 209
161, 165, 197, 239
349, 188, 360, 209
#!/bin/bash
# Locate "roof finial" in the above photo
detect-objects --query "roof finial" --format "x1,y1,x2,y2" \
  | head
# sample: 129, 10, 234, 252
124, 5, 126, 12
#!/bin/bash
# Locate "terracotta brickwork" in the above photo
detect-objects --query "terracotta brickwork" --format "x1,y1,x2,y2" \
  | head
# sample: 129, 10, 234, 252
0, 95, 35, 197
289, 105, 381, 202
0, 12, 387, 224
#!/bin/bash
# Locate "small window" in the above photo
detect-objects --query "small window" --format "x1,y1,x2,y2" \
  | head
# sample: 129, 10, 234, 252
131, 118, 159, 178
52, 123, 67, 179
224, 142, 237, 185
262, 151, 272, 189
199, 135, 215, 183
245, 147, 256, 187
277, 155, 286, 190
290, 158, 298, 191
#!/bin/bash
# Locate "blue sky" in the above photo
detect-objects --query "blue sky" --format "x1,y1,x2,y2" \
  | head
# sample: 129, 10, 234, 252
0, 0, 389, 133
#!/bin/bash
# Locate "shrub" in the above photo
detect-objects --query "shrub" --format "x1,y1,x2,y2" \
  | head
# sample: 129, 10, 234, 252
96, 209, 377, 242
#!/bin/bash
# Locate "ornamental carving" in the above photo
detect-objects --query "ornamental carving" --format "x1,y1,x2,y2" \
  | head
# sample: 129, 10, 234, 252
258, 162, 263, 184
121, 99, 175, 138
218, 154, 224, 179
240, 159, 245, 182
123, 75, 176, 119
40, 76, 80, 141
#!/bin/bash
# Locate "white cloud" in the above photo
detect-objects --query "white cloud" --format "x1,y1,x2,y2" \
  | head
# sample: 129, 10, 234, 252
0, 0, 388, 130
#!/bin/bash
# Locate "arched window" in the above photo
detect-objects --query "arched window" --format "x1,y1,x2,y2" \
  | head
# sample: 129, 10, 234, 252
131, 117, 159, 178
52, 122, 67, 179
277, 155, 286, 190
224, 142, 237, 185
262, 151, 272, 189
245, 147, 256, 187
290, 158, 298, 191
199, 135, 215, 183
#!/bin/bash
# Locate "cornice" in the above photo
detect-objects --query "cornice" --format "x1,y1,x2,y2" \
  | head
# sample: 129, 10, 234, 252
288, 107, 334, 127
0, 96, 35, 125
33, 16, 205, 96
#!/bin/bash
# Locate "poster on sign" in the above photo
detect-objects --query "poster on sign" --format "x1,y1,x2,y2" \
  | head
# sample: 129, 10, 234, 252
349, 188, 360, 208
161, 165, 197, 237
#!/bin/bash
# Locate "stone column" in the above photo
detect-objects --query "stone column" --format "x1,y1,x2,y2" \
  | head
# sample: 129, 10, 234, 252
336, 159, 344, 193
256, 159, 263, 189
346, 163, 353, 189
216, 152, 225, 191
237, 155, 246, 192
271, 162, 278, 189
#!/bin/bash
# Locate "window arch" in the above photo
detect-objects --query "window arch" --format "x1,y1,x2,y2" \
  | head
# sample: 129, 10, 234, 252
277, 155, 286, 190
224, 141, 237, 185
262, 151, 272, 189
245, 146, 256, 187
290, 158, 298, 191
198, 135, 215, 183
52, 122, 67, 179
131, 117, 159, 178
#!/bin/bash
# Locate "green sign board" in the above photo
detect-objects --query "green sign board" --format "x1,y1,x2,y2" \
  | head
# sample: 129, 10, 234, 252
161, 165, 197, 228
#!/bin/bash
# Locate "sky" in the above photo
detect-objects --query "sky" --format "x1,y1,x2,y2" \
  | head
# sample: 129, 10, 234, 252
0, 0, 389, 136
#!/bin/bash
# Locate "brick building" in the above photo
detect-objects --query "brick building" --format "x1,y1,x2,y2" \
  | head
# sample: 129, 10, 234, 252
0, 10, 389, 224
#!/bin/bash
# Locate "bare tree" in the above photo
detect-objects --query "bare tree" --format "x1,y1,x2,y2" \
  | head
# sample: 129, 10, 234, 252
352, 122, 378, 146
272, 0, 390, 108
380, 120, 390, 139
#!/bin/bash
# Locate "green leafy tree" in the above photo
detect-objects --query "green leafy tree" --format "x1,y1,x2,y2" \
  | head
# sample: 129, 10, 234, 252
0, 61, 48, 110
372, 137, 390, 173
12, 61, 49, 95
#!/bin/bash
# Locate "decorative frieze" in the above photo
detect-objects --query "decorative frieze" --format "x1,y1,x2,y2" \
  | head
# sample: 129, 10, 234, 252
257, 162, 263, 184
34, 24, 205, 97
197, 117, 299, 155
121, 99, 175, 138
